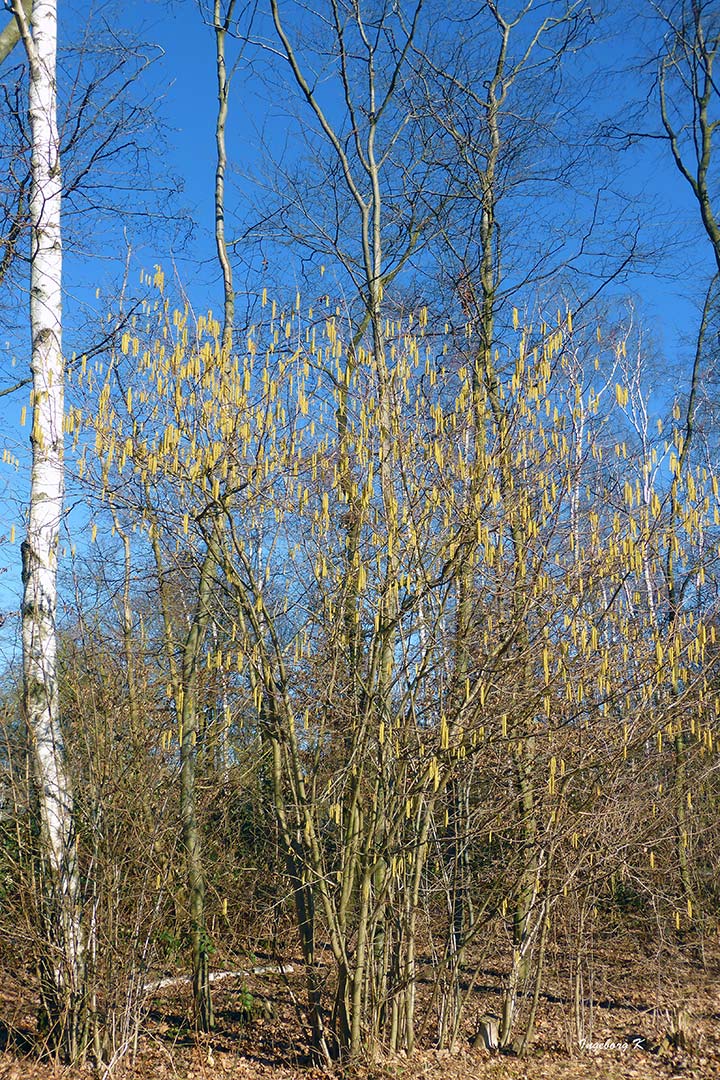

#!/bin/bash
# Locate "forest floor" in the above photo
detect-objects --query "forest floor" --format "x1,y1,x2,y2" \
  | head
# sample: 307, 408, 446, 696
1, 933, 719, 1080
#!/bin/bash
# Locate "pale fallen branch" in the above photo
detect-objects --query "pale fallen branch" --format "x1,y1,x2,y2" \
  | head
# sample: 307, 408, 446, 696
143, 964, 294, 993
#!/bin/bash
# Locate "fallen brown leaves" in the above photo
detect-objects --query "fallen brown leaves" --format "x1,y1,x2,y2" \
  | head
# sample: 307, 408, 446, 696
1, 940, 718, 1080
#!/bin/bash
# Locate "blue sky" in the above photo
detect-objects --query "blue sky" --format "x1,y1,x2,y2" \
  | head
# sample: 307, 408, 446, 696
140, 0, 716, 344
61, 1, 720, 346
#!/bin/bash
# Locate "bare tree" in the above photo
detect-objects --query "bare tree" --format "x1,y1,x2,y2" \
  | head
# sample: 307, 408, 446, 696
409, 0, 598, 1049
172, 0, 242, 1031
0, 0, 30, 66
650, 0, 720, 921
657, 0, 720, 273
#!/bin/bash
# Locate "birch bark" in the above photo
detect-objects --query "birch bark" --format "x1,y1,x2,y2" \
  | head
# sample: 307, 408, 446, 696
13, 0, 85, 1059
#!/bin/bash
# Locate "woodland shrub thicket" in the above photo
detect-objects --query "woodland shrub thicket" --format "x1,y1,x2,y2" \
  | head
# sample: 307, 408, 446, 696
0, 0, 719, 1068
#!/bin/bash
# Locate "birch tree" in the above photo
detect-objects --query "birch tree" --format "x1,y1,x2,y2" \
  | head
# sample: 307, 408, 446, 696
11, 0, 85, 1062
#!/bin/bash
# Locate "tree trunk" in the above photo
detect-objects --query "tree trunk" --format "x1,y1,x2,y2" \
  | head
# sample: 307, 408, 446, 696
179, 538, 219, 1032
14, 0, 85, 1060
0, 0, 31, 65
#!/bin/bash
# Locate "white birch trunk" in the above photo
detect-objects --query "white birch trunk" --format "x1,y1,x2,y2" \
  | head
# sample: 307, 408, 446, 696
14, 0, 84, 1057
